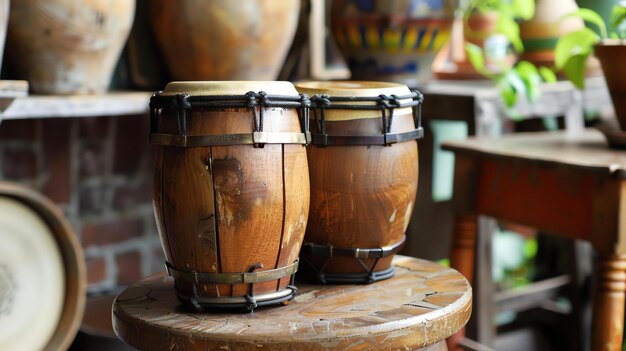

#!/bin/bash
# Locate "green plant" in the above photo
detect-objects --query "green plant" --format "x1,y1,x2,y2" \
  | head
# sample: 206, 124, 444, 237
466, 0, 535, 53
464, 0, 557, 110
555, 2, 626, 89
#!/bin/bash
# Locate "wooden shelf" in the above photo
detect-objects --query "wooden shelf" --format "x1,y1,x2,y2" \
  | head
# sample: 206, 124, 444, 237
2, 91, 153, 120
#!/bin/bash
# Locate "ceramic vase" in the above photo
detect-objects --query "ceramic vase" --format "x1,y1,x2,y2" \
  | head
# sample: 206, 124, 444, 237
5, 0, 135, 94
331, 0, 455, 86
150, 0, 300, 81
0, 0, 8, 68
520, 0, 585, 67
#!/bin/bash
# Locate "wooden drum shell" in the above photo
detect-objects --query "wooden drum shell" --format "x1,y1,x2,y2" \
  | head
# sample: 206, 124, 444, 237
152, 100, 310, 302
296, 82, 421, 282
305, 112, 419, 275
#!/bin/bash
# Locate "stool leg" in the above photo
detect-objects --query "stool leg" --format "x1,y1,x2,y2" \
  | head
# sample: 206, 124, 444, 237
447, 214, 478, 351
591, 254, 626, 351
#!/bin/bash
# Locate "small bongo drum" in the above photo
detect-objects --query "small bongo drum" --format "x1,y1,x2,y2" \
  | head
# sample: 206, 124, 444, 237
295, 81, 422, 284
150, 81, 311, 311
0, 182, 86, 351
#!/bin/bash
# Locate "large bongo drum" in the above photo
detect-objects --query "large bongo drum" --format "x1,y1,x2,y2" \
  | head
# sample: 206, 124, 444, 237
0, 182, 86, 351
150, 81, 311, 311
295, 81, 422, 284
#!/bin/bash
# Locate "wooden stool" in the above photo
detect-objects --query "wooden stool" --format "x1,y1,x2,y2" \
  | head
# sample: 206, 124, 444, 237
443, 129, 626, 351
113, 256, 471, 350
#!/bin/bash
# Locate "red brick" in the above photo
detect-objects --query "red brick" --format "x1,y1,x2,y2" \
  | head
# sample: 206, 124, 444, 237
79, 186, 106, 216
116, 250, 143, 285
3, 149, 37, 179
0, 119, 36, 140
113, 181, 152, 209
79, 117, 110, 139
114, 116, 150, 174
86, 256, 107, 285
81, 218, 144, 247
41, 119, 72, 204
80, 142, 108, 177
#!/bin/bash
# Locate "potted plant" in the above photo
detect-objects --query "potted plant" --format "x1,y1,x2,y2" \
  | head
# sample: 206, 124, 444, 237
463, 0, 557, 113
555, 3, 626, 132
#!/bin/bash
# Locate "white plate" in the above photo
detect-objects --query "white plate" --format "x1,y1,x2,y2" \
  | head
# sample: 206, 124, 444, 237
0, 197, 65, 351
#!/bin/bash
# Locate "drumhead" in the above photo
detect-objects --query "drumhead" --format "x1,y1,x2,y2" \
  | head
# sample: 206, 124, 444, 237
159, 81, 298, 96
0, 183, 85, 351
295, 80, 413, 121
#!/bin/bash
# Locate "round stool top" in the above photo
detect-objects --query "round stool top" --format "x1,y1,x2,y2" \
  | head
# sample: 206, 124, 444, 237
113, 256, 471, 351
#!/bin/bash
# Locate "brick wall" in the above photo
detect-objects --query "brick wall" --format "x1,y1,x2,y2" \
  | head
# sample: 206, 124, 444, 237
0, 116, 164, 294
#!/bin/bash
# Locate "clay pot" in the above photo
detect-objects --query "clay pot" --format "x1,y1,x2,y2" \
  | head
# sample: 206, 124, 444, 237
594, 41, 626, 131
5, 0, 135, 94
331, 0, 455, 86
150, 0, 300, 81
520, 0, 585, 67
0, 0, 8, 68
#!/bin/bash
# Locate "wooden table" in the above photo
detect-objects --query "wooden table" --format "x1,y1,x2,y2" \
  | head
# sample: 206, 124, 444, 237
113, 256, 471, 351
443, 129, 626, 351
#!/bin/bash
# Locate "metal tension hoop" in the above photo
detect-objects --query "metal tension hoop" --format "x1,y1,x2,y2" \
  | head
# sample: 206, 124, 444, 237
308, 89, 424, 147
149, 91, 311, 147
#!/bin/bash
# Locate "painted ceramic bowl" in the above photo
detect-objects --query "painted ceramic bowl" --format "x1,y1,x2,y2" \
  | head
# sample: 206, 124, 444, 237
331, 0, 454, 86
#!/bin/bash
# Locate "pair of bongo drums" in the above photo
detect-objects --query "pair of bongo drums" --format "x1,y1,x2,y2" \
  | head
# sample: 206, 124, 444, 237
150, 81, 422, 311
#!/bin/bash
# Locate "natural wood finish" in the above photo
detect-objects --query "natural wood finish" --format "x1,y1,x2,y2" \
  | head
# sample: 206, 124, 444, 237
296, 81, 419, 277
591, 254, 626, 351
2, 92, 151, 120
113, 256, 471, 351
450, 215, 477, 282
150, 0, 300, 81
443, 129, 626, 351
304, 112, 419, 274
6, 0, 134, 94
154, 103, 309, 299
0, 182, 86, 351
595, 42, 626, 131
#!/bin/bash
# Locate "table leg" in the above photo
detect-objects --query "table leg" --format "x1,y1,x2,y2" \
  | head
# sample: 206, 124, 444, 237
447, 214, 478, 351
450, 214, 478, 282
591, 254, 626, 351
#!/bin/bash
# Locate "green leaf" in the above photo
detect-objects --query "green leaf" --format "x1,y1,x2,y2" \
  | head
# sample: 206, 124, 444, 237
498, 70, 526, 108
511, 0, 535, 20
515, 61, 541, 103
554, 28, 598, 69
496, 16, 524, 53
564, 8, 608, 39
465, 43, 490, 77
562, 53, 591, 89
609, 2, 626, 35
539, 66, 557, 83
499, 79, 517, 108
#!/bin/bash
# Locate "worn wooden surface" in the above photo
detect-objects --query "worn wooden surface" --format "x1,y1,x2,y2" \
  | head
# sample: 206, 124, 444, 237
444, 129, 626, 351
153, 82, 309, 299
150, 0, 299, 81
2, 91, 150, 119
6, 0, 134, 94
296, 82, 419, 276
113, 256, 471, 351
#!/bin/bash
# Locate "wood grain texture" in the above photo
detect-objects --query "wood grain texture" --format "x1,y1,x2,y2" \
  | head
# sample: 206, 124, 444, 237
305, 112, 419, 274
150, 0, 299, 80
444, 130, 626, 351
153, 106, 309, 299
591, 255, 626, 351
113, 256, 471, 351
